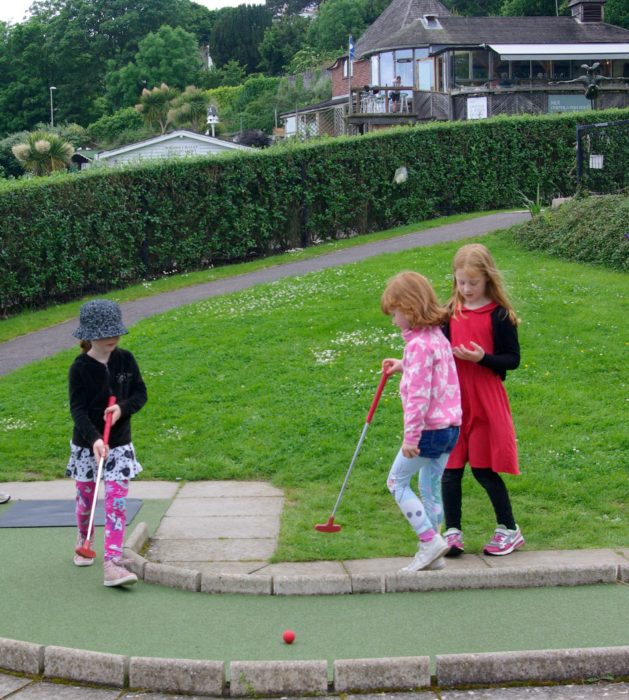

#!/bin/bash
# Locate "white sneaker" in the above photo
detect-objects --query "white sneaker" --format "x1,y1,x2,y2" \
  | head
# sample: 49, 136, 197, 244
0, 493, 10, 504
400, 533, 449, 573
426, 556, 445, 570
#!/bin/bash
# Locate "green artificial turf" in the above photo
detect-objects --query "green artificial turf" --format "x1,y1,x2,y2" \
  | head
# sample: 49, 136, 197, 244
0, 510, 627, 673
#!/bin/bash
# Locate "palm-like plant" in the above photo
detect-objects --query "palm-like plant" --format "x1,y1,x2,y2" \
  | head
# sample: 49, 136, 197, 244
135, 83, 178, 134
11, 131, 74, 176
168, 86, 210, 133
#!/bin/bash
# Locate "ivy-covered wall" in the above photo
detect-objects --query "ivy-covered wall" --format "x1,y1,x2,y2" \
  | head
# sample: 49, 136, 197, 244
1, 108, 628, 315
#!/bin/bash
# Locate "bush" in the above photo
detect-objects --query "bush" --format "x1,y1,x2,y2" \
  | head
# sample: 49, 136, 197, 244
1, 107, 628, 314
511, 193, 629, 272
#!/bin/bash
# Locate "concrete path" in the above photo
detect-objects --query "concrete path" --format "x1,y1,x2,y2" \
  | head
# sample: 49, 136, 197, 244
1, 674, 628, 699
3, 480, 628, 593
0, 211, 529, 376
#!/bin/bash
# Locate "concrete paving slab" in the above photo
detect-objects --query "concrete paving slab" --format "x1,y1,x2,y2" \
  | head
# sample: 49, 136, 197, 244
440, 684, 629, 699
177, 481, 282, 498
343, 555, 488, 576
165, 496, 283, 517
160, 561, 270, 574
154, 515, 280, 539
0, 672, 31, 696
0, 480, 178, 500
7, 682, 121, 698
482, 548, 627, 568
147, 538, 277, 562
260, 561, 348, 577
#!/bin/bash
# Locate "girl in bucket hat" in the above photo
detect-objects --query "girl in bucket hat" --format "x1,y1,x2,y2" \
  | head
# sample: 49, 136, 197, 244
67, 299, 147, 587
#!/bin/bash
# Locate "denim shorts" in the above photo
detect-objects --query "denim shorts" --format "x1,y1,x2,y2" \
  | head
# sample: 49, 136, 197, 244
417, 426, 460, 458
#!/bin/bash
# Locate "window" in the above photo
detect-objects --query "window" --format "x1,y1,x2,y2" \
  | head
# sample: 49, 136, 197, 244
551, 61, 571, 80
371, 55, 379, 84
454, 51, 470, 82
512, 60, 531, 80
471, 51, 489, 81
395, 49, 413, 86
380, 52, 394, 85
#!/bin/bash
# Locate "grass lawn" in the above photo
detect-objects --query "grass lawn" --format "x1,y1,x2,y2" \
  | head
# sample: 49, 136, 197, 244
0, 223, 626, 561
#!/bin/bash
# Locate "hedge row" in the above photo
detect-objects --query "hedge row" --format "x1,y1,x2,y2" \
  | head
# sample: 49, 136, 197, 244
1, 108, 628, 315
512, 194, 629, 272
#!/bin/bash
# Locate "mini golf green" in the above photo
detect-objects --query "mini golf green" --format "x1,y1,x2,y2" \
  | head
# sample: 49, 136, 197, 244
1, 501, 628, 675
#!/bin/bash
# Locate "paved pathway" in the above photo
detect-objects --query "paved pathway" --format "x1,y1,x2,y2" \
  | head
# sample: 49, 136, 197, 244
0, 211, 529, 376
3, 480, 627, 587
1, 674, 628, 699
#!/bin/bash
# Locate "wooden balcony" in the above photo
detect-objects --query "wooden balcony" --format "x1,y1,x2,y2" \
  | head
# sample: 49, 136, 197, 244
348, 83, 629, 127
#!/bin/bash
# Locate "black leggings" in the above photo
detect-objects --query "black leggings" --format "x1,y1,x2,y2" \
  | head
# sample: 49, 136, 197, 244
442, 467, 516, 531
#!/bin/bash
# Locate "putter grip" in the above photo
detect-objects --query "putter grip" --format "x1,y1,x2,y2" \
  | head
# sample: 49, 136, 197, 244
102, 395, 116, 445
366, 372, 389, 424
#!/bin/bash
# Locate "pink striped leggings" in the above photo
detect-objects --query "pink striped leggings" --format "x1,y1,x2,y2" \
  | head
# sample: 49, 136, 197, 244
75, 479, 129, 561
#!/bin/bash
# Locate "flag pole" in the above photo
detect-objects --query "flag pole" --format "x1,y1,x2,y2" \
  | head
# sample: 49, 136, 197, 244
348, 35, 354, 117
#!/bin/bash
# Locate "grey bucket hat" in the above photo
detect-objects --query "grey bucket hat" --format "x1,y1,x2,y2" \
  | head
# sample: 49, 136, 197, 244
73, 300, 128, 340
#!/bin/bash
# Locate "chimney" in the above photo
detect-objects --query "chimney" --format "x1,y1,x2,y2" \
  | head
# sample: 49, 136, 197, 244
568, 0, 605, 22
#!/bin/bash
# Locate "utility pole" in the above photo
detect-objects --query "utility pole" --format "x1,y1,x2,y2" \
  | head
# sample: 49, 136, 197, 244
49, 86, 57, 128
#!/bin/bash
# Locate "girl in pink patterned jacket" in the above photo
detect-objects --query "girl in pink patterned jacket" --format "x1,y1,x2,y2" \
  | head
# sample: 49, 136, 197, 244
381, 271, 462, 573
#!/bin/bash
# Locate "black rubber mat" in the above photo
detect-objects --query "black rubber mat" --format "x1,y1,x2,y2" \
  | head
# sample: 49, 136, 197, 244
0, 499, 142, 528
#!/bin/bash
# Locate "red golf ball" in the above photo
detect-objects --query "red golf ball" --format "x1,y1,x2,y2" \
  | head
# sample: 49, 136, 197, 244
282, 629, 295, 644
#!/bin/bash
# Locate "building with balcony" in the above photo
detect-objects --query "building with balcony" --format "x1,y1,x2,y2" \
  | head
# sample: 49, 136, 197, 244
281, 0, 629, 137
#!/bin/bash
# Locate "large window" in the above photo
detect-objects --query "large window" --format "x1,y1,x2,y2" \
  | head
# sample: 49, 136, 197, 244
371, 55, 379, 84
471, 51, 489, 81
380, 52, 394, 85
395, 49, 413, 86
454, 52, 470, 82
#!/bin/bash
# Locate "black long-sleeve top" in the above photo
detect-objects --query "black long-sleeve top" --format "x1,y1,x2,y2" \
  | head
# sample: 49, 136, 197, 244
68, 348, 147, 450
443, 305, 520, 381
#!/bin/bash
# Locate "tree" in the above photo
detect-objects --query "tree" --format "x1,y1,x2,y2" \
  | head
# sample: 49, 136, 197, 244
258, 15, 310, 76
210, 5, 273, 72
0, 0, 200, 131
500, 0, 567, 16
442, 0, 502, 15
11, 130, 73, 175
306, 0, 367, 53
86, 107, 145, 146
168, 86, 210, 132
135, 83, 179, 134
605, 0, 629, 28
107, 25, 204, 110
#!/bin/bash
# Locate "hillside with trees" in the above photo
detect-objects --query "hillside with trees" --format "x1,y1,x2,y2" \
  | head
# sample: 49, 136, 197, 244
0, 0, 627, 177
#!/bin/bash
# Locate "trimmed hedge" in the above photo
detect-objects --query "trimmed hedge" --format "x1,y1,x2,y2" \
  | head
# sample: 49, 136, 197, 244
1, 108, 628, 314
512, 194, 629, 272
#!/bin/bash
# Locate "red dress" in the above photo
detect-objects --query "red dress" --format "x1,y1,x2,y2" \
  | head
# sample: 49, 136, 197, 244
446, 301, 519, 474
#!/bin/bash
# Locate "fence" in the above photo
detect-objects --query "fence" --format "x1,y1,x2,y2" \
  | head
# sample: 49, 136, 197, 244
576, 119, 629, 193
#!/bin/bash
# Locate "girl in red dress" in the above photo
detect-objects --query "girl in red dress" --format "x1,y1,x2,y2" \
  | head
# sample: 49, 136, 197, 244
442, 244, 524, 556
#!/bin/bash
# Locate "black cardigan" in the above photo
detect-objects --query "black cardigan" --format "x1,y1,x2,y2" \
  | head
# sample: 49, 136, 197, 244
68, 348, 147, 450
443, 305, 520, 381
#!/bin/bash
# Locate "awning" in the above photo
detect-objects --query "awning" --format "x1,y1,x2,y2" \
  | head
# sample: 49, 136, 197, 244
486, 43, 629, 60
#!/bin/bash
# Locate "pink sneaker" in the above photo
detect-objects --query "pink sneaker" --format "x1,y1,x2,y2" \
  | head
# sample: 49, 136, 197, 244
73, 533, 94, 567
103, 558, 138, 587
444, 528, 464, 557
484, 525, 525, 556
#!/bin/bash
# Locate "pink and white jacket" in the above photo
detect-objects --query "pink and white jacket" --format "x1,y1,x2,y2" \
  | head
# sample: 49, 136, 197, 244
399, 326, 462, 446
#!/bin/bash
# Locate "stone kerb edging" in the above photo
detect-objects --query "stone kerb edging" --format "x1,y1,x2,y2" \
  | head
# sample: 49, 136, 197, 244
124, 522, 623, 596
1, 637, 628, 696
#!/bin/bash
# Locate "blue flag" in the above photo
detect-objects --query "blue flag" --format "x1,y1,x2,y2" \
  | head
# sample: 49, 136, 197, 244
349, 35, 355, 62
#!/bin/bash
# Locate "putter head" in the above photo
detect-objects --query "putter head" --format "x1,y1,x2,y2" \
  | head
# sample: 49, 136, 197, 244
75, 544, 96, 559
314, 516, 342, 533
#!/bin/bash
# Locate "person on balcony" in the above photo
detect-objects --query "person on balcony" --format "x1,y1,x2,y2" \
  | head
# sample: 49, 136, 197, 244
390, 76, 402, 112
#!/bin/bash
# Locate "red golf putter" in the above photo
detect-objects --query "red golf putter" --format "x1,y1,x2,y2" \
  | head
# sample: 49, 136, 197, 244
75, 395, 116, 559
315, 372, 389, 533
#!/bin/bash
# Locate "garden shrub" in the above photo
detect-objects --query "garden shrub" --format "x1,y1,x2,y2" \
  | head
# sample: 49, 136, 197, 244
511, 193, 629, 272
1, 107, 628, 314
